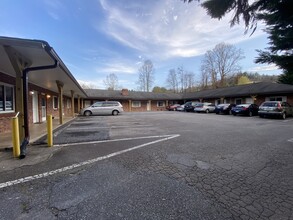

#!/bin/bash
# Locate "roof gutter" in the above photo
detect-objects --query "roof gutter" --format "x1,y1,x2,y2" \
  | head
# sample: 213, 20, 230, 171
20, 43, 59, 159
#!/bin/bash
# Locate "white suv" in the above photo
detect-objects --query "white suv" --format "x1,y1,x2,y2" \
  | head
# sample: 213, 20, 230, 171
80, 101, 123, 116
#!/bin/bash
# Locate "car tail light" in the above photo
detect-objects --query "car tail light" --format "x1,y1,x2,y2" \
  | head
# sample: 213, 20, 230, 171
277, 103, 282, 111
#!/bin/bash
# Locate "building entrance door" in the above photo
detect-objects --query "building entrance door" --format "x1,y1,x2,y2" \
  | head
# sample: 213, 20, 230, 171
147, 101, 151, 111
32, 91, 39, 123
41, 97, 46, 121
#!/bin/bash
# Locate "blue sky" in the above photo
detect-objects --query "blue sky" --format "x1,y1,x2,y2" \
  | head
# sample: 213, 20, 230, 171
1, 0, 281, 90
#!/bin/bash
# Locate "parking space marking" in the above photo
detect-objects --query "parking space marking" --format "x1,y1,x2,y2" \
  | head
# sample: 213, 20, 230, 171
66, 125, 153, 130
288, 138, 293, 143
0, 134, 180, 189
54, 134, 177, 147
283, 119, 293, 123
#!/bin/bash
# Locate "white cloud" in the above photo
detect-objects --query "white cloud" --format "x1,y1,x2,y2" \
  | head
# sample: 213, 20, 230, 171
77, 79, 102, 89
48, 12, 59, 20
95, 61, 137, 75
248, 64, 281, 73
97, 0, 266, 61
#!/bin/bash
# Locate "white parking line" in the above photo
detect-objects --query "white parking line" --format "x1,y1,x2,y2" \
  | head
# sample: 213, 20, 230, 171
288, 138, 293, 142
283, 119, 293, 123
0, 134, 180, 189
66, 125, 153, 130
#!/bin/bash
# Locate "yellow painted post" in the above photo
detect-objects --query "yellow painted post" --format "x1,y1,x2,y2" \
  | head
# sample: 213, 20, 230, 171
11, 116, 20, 158
47, 115, 53, 147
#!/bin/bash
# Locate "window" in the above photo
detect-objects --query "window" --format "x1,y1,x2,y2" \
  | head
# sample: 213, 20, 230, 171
267, 96, 286, 102
0, 84, 14, 112
67, 99, 71, 109
132, 101, 141, 107
157, 101, 165, 107
84, 100, 91, 107
235, 98, 242, 105
53, 96, 58, 109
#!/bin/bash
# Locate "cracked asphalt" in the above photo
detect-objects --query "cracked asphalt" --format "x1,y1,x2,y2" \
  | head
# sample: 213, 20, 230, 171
0, 111, 293, 219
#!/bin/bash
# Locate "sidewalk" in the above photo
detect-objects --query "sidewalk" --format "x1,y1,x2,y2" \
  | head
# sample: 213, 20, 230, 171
0, 117, 76, 172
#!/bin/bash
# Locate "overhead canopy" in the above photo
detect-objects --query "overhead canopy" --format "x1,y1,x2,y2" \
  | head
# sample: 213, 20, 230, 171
0, 36, 87, 98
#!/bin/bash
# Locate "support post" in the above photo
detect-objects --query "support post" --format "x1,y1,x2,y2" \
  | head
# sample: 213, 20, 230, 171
71, 90, 75, 117
56, 80, 64, 124
77, 95, 80, 113
11, 116, 20, 158
47, 115, 53, 147
81, 98, 84, 109
251, 95, 257, 104
128, 100, 132, 112
220, 97, 225, 104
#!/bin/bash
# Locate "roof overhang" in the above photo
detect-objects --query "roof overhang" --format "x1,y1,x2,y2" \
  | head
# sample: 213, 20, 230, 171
0, 36, 87, 98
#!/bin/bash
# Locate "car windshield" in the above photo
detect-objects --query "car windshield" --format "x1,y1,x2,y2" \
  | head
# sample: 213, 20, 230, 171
262, 102, 278, 107
237, 104, 250, 108
196, 104, 203, 107
92, 102, 103, 107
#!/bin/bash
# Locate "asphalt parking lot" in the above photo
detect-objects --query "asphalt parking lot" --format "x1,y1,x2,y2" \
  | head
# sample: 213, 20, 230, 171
1, 111, 293, 219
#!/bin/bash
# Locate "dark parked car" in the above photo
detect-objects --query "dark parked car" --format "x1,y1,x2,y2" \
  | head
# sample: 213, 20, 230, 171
184, 102, 200, 112
258, 101, 293, 119
231, 104, 259, 117
215, 103, 236, 115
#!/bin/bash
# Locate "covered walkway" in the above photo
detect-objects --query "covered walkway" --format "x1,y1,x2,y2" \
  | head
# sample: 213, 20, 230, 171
0, 116, 75, 150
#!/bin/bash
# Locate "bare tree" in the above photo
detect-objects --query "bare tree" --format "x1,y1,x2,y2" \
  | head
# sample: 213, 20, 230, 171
137, 60, 155, 92
104, 73, 119, 90
79, 82, 98, 89
176, 66, 182, 92
201, 43, 244, 88
166, 69, 178, 93
185, 72, 196, 92
200, 66, 209, 89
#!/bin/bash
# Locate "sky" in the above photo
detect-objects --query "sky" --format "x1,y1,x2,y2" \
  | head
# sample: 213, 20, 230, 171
0, 0, 281, 90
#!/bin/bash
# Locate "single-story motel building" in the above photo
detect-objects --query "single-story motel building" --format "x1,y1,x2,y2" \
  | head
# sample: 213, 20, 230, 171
1, 36, 293, 142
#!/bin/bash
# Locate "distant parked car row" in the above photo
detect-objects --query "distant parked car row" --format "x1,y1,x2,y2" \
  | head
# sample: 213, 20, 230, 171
170, 101, 293, 119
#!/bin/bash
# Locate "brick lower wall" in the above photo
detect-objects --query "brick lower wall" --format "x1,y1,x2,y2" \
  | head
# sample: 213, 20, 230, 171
0, 113, 14, 133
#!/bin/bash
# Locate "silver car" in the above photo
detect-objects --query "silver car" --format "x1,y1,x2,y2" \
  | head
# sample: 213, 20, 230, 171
258, 101, 293, 119
194, 103, 216, 113
80, 101, 123, 116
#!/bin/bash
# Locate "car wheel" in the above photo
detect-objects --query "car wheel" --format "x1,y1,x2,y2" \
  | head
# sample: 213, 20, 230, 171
84, 111, 92, 116
249, 111, 253, 117
233, 113, 236, 116
216, 112, 219, 114
206, 109, 209, 113
282, 112, 286, 120
112, 110, 119, 116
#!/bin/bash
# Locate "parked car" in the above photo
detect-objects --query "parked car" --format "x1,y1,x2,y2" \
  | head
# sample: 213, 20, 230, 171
258, 101, 293, 119
215, 103, 236, 115
166, 104, 181, 111
176, 104, 185, 111
231, 104, 259, 116
194, 103, 216, 113
80, 101, 123, 116
184, 101, 200, 112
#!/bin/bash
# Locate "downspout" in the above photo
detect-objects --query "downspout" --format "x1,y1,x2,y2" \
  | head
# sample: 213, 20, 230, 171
20, 45, 59, 159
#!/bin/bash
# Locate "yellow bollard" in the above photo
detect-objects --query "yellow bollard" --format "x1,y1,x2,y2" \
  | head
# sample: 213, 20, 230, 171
47, 115, 53, 147
11, 117, 20, 157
